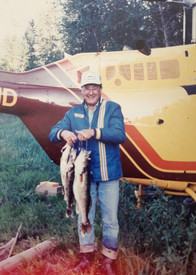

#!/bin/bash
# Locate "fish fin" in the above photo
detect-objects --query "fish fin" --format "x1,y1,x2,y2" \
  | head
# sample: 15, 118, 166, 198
80, 174, 83, 183
71, 212, 75, 218
81, 221, 91, 236
61, 144, 67, 153
76, 203, 80, 214
87, 151, 91, 161
89, 197, 92, 211
66, 172, 69, 181
61, 143, 71, 153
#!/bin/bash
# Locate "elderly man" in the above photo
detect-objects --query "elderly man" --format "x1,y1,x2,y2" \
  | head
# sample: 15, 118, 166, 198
49, 70, 126, 274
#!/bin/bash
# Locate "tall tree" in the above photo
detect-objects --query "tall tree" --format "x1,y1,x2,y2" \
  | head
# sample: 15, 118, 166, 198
24, 20, 40, 70
60, 0, 106, 53
25, 0, 64, 69
0, 36, 29, 72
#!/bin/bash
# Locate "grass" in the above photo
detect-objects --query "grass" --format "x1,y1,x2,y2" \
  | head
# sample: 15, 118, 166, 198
0, 114, 196, 274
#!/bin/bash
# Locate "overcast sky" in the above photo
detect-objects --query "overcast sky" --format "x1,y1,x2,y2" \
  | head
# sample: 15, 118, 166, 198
0, 0, 50, 43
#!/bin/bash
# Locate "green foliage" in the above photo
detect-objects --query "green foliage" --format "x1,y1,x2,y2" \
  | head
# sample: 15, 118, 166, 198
60, 0, 189, 55
0, 114, 73, 242
119, 180, 196, 273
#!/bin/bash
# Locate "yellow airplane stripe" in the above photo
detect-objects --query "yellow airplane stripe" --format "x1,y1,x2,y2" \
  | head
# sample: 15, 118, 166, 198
125, 132, 196, 174
43, 66, 82, 103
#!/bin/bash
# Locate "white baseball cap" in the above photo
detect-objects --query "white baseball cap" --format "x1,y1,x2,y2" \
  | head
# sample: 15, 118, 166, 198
81, 70, 102, 86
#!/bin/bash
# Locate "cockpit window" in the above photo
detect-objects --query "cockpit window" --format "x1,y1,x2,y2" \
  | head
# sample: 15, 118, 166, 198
105, 58, 180, 84
119, 65, 131, 80
147, 62, 157, 80
160, 60, 180, 79
134, 63, 144, 80
106, 66, 116, 81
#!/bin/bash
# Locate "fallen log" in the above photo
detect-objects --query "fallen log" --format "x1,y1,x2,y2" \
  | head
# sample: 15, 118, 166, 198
8, 223, 23, 258
0, 238, 15, 261
0, 238, 58, 274
0, 223, 23, 261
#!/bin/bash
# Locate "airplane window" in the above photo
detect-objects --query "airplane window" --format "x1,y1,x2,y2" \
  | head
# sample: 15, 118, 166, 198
106, 66, 116, 81
147, 62, 157, 80
119, 65, 131, 80
134, 63, 144, 80
160, 60, 180, 79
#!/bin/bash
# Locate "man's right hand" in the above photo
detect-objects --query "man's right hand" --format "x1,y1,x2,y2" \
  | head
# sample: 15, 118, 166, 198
60, 130, 77, 146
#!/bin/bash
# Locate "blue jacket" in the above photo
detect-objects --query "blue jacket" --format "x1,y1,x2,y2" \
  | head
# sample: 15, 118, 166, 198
49, 99, 126, 182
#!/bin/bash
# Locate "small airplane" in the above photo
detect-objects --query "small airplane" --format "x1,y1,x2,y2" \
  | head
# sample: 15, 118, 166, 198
0, 0, 196, 202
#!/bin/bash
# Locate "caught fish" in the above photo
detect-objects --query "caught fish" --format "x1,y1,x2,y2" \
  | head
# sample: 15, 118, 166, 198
73, 148, 92, 235
60, 144, 77, 217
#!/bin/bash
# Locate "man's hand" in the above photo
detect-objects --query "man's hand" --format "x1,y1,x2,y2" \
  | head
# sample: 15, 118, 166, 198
75, 129, 94, 141
61, 130, 77, 146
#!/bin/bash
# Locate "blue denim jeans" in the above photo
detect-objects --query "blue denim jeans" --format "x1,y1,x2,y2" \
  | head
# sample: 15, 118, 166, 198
78, 179, 119, 259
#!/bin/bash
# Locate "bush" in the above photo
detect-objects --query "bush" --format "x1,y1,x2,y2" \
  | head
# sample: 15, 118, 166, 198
119, 180, 196, 273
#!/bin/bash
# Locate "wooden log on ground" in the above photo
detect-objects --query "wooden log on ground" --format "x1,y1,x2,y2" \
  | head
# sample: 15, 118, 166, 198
0, 238, 58, 274
0, 223, 23, 261
0, 238, 15, 261
8, 223, 23, 258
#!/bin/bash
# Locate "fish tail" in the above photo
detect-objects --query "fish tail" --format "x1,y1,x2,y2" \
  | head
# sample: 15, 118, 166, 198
81, 221, 91, 235
66, 208, 72, 218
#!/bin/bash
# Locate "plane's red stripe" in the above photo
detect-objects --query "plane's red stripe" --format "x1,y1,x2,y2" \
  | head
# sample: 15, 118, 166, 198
125, 124, 196, 171
122, 137, 196, 181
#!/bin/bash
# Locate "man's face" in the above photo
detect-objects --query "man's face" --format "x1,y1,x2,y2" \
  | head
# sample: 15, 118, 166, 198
81, 84, 102, 108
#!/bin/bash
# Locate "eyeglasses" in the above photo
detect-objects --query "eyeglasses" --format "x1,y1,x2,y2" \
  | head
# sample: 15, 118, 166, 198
83, 87, 100, 93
